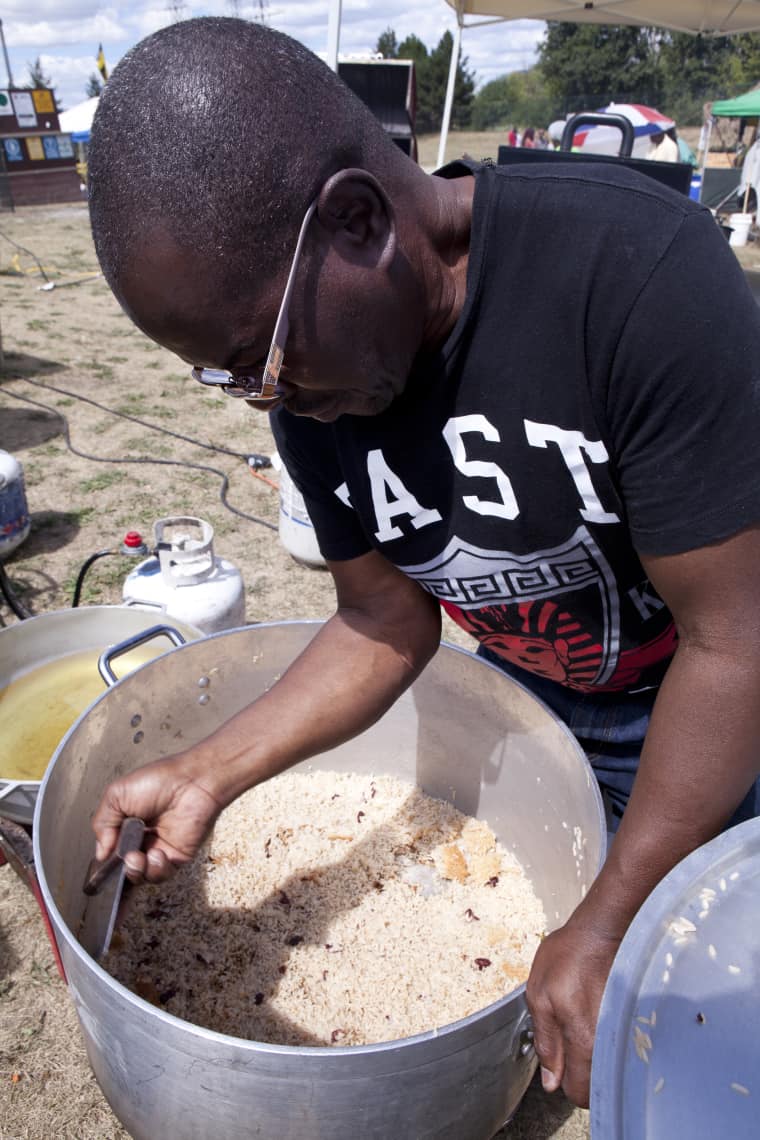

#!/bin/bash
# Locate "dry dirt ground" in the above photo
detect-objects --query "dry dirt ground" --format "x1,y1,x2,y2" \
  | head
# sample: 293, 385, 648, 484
1, 139, 758, 1139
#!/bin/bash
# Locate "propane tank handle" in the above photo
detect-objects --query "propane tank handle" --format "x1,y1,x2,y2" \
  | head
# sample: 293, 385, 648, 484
153, 516, 215, 588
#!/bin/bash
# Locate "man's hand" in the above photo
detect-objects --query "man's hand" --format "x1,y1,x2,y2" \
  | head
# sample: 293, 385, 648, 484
526, 917, 622, 1107
91, 755, 224, 882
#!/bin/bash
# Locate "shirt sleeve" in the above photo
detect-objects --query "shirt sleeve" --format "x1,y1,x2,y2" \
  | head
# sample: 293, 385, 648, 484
603, 208, 760, 555
270, 409, 373, 562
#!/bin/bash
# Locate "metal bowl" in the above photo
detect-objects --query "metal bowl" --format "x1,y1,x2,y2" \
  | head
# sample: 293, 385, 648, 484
0, 606, 201, 824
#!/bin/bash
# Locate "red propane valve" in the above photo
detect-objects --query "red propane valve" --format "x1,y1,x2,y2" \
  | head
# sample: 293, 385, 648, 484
120, 530, 149, 556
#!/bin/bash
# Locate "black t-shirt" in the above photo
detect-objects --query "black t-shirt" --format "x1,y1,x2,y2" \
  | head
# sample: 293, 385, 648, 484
272, 160, 760, 693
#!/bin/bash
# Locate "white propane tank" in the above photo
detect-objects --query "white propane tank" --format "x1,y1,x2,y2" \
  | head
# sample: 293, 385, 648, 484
122, 517, 246, 635
272, 453, 326, 569
0, 450, 31, 560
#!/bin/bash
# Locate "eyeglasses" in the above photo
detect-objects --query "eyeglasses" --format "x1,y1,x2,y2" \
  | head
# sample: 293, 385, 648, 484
191, 196, 318, 407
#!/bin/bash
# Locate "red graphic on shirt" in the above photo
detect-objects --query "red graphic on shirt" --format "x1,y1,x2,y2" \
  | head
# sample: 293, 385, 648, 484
441, 598, 677, 692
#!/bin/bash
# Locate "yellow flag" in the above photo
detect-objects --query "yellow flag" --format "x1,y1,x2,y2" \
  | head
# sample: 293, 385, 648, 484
96, 44, 108, 82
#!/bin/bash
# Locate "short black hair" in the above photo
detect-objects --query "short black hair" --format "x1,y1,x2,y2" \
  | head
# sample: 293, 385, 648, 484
88, 17, 400, 292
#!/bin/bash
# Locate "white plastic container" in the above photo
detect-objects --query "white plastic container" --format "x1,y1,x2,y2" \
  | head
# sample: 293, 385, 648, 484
122, 516, 246, 634
729, 212, 753, 247
0, 449, 31, 560
272, 454, 326, 569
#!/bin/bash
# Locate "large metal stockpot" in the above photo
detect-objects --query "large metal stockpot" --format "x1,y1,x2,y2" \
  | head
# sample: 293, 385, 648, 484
0, 605, 201, 824
34, 620, 606, 1140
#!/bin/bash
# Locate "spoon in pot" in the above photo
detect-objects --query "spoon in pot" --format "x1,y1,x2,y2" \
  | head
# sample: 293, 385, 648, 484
79, 817, 145, 961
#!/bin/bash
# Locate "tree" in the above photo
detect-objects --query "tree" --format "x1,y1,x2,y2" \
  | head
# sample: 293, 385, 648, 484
26, 56, 63, 112
378, 30, 476, 133
376, 27, 399, 60
537, 22, 760, 127
86, 74, 103, 99
659, 31, 760, 123
470, 67, 556, 131
430, 30, 476, 130
538, 22, 663, 113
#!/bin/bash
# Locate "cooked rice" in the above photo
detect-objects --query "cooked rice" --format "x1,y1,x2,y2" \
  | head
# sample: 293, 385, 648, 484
105, 771, 546, 1047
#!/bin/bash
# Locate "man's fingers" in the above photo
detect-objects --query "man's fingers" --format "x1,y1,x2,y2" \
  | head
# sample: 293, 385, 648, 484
528, 994, 565, 1095
122, 850, 148, 881
558, 1026, 594, 1108
541, 1066, 561, 1093
94, 824, 120, 863
144, 847, 173, 882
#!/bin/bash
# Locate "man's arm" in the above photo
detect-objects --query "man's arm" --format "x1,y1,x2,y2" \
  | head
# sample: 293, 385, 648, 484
92, 549, 442, 880
526, 523, 760, 1107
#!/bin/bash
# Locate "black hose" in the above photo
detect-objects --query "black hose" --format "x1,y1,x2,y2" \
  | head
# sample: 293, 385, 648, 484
72, 549, 117, 607
0, 561, 33, 619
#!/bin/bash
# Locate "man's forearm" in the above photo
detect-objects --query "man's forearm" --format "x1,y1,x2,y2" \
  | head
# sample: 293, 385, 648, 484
184, 597, 442, 807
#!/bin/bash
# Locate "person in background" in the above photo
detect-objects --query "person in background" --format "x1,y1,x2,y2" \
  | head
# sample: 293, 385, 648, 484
534, 128, 551, 151
507, 125, 518, 147
86, 17, 760, 1113
647, 129, 680, 163
521, 127, 536, 149
547, 120, 566, 150
667, 127, 697, 167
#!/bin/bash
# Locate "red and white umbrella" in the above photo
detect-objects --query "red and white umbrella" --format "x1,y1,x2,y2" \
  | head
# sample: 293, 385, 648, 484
570, 103, 676, 158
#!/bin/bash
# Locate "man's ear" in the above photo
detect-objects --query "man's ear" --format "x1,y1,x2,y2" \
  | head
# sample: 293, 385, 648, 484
316, 168, 396, 271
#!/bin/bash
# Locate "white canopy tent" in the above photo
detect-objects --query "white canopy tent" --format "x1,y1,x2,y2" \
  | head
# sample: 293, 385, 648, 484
58, 96, 99, 143
437, 1, 760, 166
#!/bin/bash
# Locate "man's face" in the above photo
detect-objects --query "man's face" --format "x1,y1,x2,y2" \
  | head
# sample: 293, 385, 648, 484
117, 224, 423, 424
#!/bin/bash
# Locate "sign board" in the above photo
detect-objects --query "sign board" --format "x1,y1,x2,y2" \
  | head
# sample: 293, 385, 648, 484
32, 89, 55, 114
11, 91, 36, 129
0, 91, 14, 116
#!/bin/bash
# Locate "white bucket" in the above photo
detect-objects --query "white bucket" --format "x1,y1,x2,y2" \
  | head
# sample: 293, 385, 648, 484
272, 454, 326, 569
729, 212, 753, 248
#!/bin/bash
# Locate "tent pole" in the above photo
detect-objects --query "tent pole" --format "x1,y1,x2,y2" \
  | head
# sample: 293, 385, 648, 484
0, 20, 14, 89
436, 13, 463, 170
326, 0, 341, 72
697, 115, 713, 201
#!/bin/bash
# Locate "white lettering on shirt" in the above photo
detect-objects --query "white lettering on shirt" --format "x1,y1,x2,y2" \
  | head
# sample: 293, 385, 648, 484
367, 449, 442, 542
627, 582, 666, 620
443, 415, 519, 520
334, 482, 352, 509
524, 420, 621, 524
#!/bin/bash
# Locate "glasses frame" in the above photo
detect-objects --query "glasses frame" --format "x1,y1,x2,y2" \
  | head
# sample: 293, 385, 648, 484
191, 196, 319, 406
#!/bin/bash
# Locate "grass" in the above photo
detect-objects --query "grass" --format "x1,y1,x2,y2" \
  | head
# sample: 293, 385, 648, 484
78, 470, 126, 493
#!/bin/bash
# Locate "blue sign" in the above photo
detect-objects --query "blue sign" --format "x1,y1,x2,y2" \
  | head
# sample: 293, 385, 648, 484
3, 138, 22, 162
43, 135, 60, 159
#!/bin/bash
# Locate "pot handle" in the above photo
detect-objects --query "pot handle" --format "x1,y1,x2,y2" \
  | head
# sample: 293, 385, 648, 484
97, 624, 188, 687
509, 1006, 536, 1064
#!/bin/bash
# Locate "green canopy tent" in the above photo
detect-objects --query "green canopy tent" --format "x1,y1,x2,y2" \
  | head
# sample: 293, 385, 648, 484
703, 87, 760, 212
712, 88, 760, 117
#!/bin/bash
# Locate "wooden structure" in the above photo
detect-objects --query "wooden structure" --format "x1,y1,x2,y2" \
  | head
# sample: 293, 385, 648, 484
0, 88, 82, 210
338, 59, 417, 161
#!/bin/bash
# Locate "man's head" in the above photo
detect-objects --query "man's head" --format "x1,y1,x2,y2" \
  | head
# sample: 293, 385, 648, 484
89, 17, 435, 420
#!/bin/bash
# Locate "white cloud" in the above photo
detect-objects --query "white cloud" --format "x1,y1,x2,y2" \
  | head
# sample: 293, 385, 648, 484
0, 3, 545, 112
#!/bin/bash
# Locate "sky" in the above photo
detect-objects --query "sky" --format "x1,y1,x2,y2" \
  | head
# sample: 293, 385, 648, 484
0, 1, 546, 112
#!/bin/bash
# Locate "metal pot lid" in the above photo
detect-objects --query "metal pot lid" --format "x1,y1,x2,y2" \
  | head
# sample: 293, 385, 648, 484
591, 817, 760, 1139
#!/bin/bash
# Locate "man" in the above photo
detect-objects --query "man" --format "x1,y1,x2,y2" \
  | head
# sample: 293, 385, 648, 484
87, 17, 760, 1109
647, 128, 680, 163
